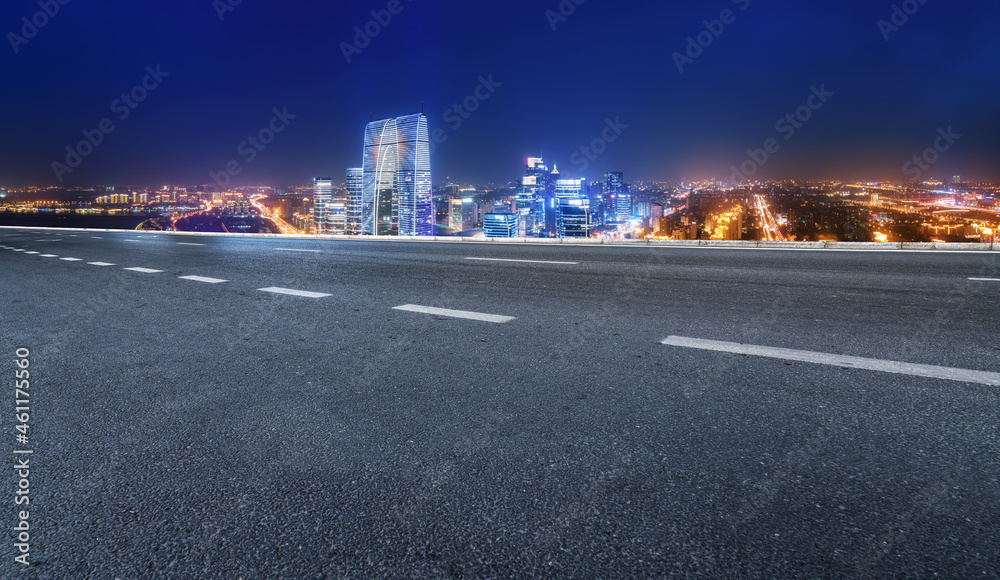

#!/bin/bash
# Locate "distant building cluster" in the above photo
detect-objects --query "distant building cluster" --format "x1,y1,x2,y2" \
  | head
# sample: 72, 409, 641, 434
310, 113, 431, 236
94, 193, 148, 205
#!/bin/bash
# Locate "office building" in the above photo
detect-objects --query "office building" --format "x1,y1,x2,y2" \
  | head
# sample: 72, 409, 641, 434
346, 168, 363, 235
483, 213, 518, 238
312, 177, 333, 234
362, 113, 432, 236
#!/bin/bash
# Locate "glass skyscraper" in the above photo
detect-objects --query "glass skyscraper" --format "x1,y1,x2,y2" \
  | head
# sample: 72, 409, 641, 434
346, 167, 363, 235
312, 177, 333, 234
362, 114, 432, 236
605, 172, 630, 222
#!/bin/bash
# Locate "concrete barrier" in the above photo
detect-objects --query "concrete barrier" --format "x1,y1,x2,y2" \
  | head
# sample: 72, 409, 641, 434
1, 225, 996, 250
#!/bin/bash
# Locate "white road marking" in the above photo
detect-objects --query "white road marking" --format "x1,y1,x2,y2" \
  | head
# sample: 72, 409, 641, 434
276, 248, 321, 253
25, 251, 39, 255
60, 258, 83, 261
91, 236, 103, 239
40, 254, 58, 258
177, 243, 205, 246
465, 257, 579, 265
14, 249, 25, 252
393, 304, 516, 324
969, 278, 1000, 282
661, 336, 1000, 387
88, 262, 116, 266
124, 267, 163, 274
124, 240, 143, 243
180, 275, 228, 284
258, 287, 332, 298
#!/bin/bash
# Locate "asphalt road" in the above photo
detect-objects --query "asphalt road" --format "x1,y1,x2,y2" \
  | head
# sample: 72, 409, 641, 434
1, 228, 999, 579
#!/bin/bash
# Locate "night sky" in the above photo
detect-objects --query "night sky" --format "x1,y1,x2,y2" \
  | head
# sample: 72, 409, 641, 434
2, 0, 998, 187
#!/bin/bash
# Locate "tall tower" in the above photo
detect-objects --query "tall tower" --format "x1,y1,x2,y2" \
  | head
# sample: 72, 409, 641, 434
312, 177, 333, 234
362, 113, 432, 236
346, 168, 363, 235
605, 172, 629, 221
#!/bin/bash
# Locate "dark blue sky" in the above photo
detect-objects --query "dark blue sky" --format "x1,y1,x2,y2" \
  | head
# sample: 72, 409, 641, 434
2, 0, 998, 186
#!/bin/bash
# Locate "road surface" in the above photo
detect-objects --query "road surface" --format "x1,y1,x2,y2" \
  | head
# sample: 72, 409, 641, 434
1, 228, 999, 578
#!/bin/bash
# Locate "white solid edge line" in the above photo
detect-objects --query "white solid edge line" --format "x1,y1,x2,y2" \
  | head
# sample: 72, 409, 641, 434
465, 257, 579, 265
88, 262, 116, 266
393, 304, 516, 324
124, 267, 164, 273
180, 275, 228, 284
969, 278, 1000, 282
275, 248, 321, 253
661, 336, 1000, 387
258, 287, 331, 298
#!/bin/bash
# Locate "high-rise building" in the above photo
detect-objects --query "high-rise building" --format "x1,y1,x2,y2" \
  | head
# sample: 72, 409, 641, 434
483, 213, 518, 238
553, 179, 590, 238
362, 113, 432, 236
449, 198, 463, 230
330, 202, 347, 234
605, 172, 630, 221
312, 177, 333, 234
346, 168, 363, 235
559, 200, 591, 238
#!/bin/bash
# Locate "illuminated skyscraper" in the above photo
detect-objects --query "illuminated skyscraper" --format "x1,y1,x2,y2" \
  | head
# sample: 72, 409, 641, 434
362, 113, 432, 236
346, 168, 363, 235
312, 177, 333, 234
605, 171, 629, 221
554, 179, 590, 238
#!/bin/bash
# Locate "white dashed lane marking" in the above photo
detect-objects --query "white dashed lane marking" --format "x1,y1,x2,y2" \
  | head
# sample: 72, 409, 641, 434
392, 304, 516, 324
180, 276, 228, 284
124, 267, 164, 274
465, 257, 579, 265
88, 262, 116, 267
60, 258, 83, 262
276, 248, 321, 253
177, 243, 205, 246
661, 336, 1000, 387
258, 287, 331, 298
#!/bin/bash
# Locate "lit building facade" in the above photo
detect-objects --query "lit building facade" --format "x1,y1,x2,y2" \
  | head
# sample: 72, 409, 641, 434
483, 213, 518, 238
312, 177, 333, 234
362, 113, 432, 236
346, 167, 363, 235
